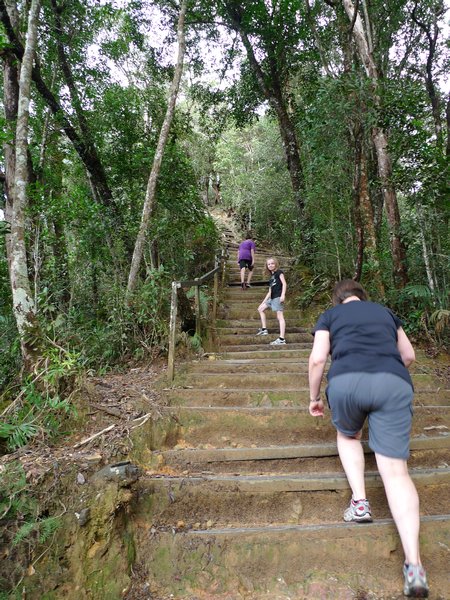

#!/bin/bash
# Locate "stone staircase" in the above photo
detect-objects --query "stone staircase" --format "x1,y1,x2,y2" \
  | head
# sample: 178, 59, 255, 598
135, 237, 450, 599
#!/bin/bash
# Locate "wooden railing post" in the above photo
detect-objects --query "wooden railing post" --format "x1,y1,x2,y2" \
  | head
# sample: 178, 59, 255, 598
194, 279, 201, 336
212, 256, 219, 321
221, 248, 227, 287
167, 281, 179, 382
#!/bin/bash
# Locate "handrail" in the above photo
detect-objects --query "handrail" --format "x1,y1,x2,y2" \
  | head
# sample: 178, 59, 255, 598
167, 246, 228, 382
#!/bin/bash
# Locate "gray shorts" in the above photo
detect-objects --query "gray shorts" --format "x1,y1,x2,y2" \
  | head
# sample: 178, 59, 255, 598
265, 297, 284, 312
326, 372, 414, 459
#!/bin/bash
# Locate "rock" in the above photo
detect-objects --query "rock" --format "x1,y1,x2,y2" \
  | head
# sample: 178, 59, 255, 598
91, 461, 140, 487
76, 472, 86, 485
75, 508, 91, 527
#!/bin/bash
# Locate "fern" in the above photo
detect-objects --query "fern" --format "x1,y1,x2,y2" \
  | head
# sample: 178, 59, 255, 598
38, 516, 61, 543
13, 521, 37, 545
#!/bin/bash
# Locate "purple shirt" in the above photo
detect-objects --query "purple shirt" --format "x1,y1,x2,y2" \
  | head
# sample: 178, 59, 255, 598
238, 239, 255, 261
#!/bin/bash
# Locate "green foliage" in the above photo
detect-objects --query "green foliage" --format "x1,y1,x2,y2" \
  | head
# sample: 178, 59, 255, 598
393, 284, 449, 345
214, 119, 299, 252
0, 379, 76, 451
0, 461, 62, 593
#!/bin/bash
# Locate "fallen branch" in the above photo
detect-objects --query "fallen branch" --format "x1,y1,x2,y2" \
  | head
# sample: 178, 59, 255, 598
131, 413, 152, 429
73, 425, 115, 448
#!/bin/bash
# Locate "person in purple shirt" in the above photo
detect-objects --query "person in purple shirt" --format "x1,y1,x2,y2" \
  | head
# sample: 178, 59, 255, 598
237, 232, 256, 290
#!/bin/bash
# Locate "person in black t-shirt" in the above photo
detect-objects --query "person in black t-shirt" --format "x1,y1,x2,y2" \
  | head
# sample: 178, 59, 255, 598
256, 257, 287, 345
308, 279, 428, 598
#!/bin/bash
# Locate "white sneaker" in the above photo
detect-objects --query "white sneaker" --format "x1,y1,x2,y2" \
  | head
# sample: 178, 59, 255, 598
256, 328, 268, 336
270, 337, 286, 345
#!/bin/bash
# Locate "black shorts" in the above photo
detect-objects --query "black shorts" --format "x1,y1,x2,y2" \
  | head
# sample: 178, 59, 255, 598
239, 259, 253, 271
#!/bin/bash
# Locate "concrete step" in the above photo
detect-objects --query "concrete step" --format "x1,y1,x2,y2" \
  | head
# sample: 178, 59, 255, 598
131, 514, 450, 598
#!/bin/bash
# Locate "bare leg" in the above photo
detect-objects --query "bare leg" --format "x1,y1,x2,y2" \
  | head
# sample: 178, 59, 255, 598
375, 453, 422, 565
337, 431, 367, 500
240, 267, 246, 285
247, 269, 253, 285
258, 303, 268, 329
277, 311, 285, 337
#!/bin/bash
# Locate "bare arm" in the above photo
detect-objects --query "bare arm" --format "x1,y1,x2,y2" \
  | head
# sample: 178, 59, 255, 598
251, 247, 255, 265
308, 330, 330, 417
279, 272, 287, 303
397, 327, 415, 368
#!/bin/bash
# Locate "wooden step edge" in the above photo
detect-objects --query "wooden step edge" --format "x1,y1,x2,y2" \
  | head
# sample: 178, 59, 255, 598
162, 404, 450, 412
166, 387, 449, 397
159, 436, 450, 463
144, 468, 450, 492
186, 513, 450, 537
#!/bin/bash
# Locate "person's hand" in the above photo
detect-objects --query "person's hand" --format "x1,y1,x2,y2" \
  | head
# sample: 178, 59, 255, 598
280, 295, 285, 303
309, 398, 324, 417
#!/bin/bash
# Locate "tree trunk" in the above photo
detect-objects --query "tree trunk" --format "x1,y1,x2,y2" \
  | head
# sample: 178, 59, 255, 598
224, 3, 305, 213
7, 0, 42, 371
126, 0, 187, 295
416, 201, 436, 293
341, 0, 408, 287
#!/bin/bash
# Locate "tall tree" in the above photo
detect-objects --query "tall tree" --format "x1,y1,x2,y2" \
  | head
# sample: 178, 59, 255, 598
340, 0, 409, 287
127, 0, 188, 295
6, 0, 42, 370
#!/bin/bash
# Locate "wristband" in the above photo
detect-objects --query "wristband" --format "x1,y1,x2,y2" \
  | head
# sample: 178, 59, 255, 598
310, 396, 321, 402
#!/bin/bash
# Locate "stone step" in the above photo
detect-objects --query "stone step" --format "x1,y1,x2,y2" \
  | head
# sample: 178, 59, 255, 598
219, 348, 313, 359
174, 371, 443, 391
166, 387, 449, 407
217, 318, 308, 328
160, 406, 450, 449
217, 333, 312, 346
175, 372, 309, 388
145, 468, 450, 497
159, 437, 450, 474
220, 294, 270, 303
219, 342, 313, 352
185, 359, 310, 374
140, 472, 450, 542
131, 514, 450, 598
220, 308, 305, 320
215, 326, 310, 335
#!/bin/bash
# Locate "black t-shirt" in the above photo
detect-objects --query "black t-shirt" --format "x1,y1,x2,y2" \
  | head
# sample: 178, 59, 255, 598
269, 270, 284, 299
312, 300, 413, 387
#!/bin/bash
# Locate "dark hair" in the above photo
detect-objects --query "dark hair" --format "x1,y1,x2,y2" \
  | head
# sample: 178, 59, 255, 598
332, 279, 368, 305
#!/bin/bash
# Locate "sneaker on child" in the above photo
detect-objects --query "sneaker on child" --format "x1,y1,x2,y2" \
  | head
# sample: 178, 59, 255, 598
343, 498, 372, 523
270, 337, 286, 345
256, 328, 268, 336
